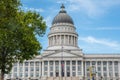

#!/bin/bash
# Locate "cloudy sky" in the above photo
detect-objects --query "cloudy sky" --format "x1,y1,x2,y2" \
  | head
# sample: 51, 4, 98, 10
21, 0, 120, 54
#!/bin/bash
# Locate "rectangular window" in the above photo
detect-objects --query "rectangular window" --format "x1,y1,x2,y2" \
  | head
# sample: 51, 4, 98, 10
78, 61, 81, 65
19, 63, 23, 66
115, 67, 118, 71
114, 61, 118, 65
30, 62, 34, 66
50, 66, 53, 71
115, 73, 118, 77
103, 73, 107, 77
72, 61, 76, 65
36, 67, 39, 71
55, 61, 59, 65
98, 67, 101, 71
92, 61, 96, 65
86, 61, 90, 65
44, 61, 48, 65
25, 67, 28, 72
50, 72, 53, 77
98, 72, 101, 76
35, 62, 39, 66
103, 67, 107, 71
67, 66, 70, 71
50, 61, 53, 65
30, 73, 34, 77
97, 61, 101, 65
25, 73, 28, 77
25, 62, 28, 66
14, 67, 17, 72
108, 61, 112, 65
78, 66, 81, 71
103, 61, 107, 65
72, 72, 76, 76
72, 66, 76, 71
66, 61, 70, 65
19, 73, 22, 77
30, 67, 34, 71
44, 66, 48, 71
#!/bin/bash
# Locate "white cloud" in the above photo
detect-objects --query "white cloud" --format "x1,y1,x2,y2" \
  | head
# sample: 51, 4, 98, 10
81, 27, 120, 30
44, 16, 52, 27
66, 0, 120, 18
79, 36, 119, 47
79, 36, 120, 53
22, 6, 44, 13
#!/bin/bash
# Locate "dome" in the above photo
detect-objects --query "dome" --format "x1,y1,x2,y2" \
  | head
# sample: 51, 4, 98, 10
52, 4, 74, 25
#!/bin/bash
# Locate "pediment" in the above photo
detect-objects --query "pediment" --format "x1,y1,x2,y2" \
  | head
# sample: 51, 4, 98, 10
43, 51, 81, 58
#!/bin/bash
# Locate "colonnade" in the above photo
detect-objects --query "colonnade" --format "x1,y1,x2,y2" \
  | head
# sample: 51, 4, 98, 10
42, 60, 83, 77
49, 35, 77, 46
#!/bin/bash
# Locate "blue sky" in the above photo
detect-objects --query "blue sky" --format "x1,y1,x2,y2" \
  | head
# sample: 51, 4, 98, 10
21, 0, 120, 54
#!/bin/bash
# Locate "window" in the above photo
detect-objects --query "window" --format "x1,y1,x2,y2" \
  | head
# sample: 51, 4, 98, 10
36, 73, 39, 77
50, 61, 53, 65
109, 61, 112, 65
97, 61, 101, 65
36, 67, 39, 71
25, 67, 28, 72
67, 72, 70, 77
109, 67, 112, 71
19, 73, 22, 77
92, 61, 96, 65
72, 72, 76, 76
25, 62, 28, 66
30, 62, 34, 66
50, 72, 53, 77
78, 66, 81, 71
72, 61, 76, 65
44, 66, 48, 71
35, 62, 39, 66
44, 61, 48, 65
115, 67, 118, 71
67, 66, 70, 71
30, 73, 33, 77
66, 61, 70, 65
55, 66, 59, 71
14, 63, 17, 66
13, 73, 17, 77
103, 61, 107, 65
78, 61, 81, 65
25, 73, 28, 77
98, 72, 101, 76
98, 67, 101, 71
103, 67, 107, 71
30, 67, 34, 71
86, 61, 90, 65
19, 67, 23, 72
78, 72, 81, 75
72, 66, 75, 71
19, 63, 23, 66
14, 67, 17, 72
115, 73, 118, 77
55, 61, 59, 65
114, 61, 118, 65
103, 73, 107, 77
50, 66, 53, 71
44, 72, 47, 76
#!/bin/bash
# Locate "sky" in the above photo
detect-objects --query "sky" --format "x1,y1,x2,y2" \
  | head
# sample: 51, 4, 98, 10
21, 0, 120, 54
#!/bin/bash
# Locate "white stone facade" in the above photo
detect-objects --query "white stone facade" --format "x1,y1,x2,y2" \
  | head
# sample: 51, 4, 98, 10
5, 4, 120, 80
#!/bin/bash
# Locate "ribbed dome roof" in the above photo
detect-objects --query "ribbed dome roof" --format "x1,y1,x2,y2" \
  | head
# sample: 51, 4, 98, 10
52, 4, 74, 25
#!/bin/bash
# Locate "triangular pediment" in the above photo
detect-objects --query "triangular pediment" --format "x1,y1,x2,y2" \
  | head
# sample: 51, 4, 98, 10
43, 51, 81, 58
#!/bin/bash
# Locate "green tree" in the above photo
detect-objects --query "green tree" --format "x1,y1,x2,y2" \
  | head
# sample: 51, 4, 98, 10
0, 0, 46, 80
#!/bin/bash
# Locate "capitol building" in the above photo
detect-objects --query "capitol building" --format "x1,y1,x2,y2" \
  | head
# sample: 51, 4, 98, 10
6, 4, 120, 80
